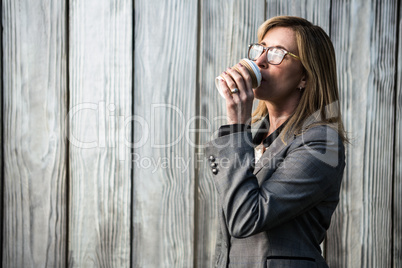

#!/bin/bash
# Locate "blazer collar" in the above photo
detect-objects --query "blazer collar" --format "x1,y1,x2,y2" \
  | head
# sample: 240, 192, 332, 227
251, 115, 294, 175
251, 109, 325, 174
253, 129, 295, 175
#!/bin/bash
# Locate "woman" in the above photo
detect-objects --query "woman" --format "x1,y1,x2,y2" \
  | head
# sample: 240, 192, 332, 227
205, 16, 347, 268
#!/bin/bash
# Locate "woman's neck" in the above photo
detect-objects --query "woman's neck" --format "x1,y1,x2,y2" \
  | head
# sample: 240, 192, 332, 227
264, 100, 298, 135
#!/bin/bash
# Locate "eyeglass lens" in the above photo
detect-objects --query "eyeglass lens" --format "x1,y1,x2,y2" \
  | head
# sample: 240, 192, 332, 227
249, 45, 285, 65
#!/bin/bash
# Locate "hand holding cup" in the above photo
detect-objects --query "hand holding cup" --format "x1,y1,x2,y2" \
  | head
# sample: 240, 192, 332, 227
215, 59, 261, 125
215, 58, 261, 98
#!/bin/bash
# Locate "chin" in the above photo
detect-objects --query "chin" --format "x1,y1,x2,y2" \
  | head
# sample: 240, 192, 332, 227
253, 88, 267, 101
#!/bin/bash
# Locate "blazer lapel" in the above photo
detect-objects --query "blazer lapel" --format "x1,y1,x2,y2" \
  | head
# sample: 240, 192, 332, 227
253, 132, 294, 175
252, 110, 323, 175
251, 117, 295, 175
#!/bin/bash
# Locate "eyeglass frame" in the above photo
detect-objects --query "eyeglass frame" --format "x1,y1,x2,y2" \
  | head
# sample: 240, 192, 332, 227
247, 43, 300, 65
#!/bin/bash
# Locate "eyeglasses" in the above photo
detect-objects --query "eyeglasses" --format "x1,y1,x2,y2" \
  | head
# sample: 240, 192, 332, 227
248, 43, 300, 65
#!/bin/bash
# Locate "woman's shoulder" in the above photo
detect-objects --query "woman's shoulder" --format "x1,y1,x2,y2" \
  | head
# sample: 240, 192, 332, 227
289, 123, 345, 154
297, 123, 342, 142
289, 123, 345, 165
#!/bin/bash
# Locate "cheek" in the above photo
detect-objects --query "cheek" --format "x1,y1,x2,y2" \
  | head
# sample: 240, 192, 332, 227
279, 67, 303, 88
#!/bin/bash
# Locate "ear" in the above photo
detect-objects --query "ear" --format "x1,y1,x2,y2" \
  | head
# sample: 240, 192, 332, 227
297, 74, 307, 89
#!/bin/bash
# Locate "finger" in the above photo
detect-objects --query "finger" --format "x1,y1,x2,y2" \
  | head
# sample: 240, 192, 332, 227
218, 79, 241, 123
220, 70, 237, 89
218, 77, 236, 103
226, 67, 248, 101
236, 63, 253, 88
230, 64, 255, 101
220, 70, 241, 101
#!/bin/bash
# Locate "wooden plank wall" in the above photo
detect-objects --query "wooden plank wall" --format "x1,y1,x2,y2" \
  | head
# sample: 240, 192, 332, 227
327, 1, 398, 267
1, 0, 401, 267
394, 1, 402, 267
2, 0, 67, 266
68, 0, 132, 266
132, 0, 197, 267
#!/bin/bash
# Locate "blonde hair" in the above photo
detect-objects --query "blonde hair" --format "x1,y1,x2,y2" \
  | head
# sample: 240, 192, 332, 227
252, 16, 348, 143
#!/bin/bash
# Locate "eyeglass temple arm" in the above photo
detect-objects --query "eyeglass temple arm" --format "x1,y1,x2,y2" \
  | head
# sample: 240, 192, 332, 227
287, 52, 300, 59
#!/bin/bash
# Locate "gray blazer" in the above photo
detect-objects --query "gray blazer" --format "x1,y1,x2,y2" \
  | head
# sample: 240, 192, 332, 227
205, 120, 345, 268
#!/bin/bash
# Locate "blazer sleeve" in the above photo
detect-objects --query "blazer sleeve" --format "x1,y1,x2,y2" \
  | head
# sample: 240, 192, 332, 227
205, 125, 345, 238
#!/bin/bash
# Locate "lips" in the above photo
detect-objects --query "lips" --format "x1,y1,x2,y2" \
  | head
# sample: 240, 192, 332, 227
259, 72, 267, 82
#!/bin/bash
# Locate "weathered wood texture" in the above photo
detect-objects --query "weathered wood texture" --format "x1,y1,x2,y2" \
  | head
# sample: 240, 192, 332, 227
2, 0, 402, 267
68, 0, 132, 266
2, 0, 67, 267
327, 0, 398, 267
266, 0, 331, 33
132, 0, 198, 267
197, 1, 265, 266
394, 1, 402, 267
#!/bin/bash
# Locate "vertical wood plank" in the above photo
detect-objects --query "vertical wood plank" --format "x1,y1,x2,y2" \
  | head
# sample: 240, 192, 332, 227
266, 0, 331, 32
68, 0, 132, 266
2, 0, 67, 266
197, 1, 265, 266
327, 0, 398, 267
132, 0, 197, 267
394, 1, 402, 267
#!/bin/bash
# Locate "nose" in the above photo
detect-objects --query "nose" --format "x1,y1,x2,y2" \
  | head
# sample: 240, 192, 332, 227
255, 51, 268, 69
